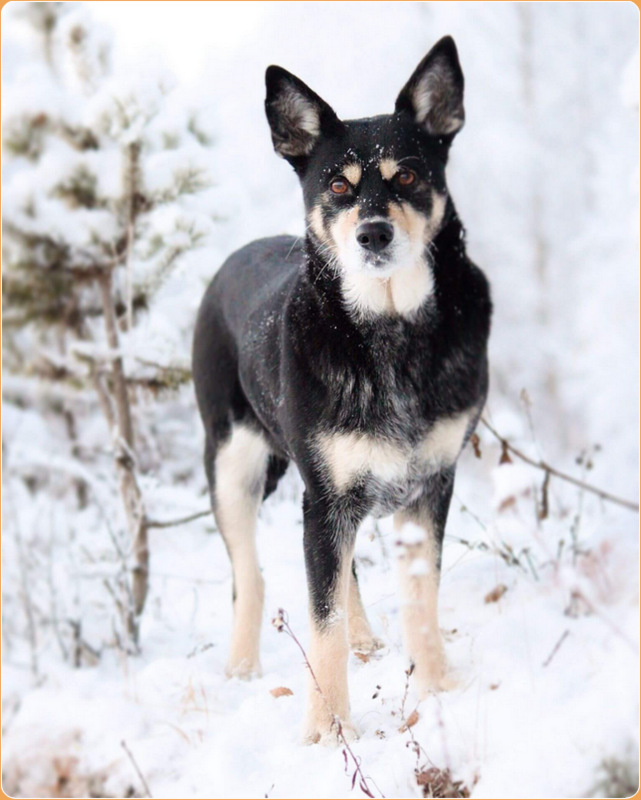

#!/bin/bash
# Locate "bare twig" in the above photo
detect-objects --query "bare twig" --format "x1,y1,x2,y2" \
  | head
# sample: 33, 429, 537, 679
542, 629, 570, 668
272, 609, 383, 798
147, 508, 213, 529
399, 663, 433, 776
121, 740, 152, 798
568, 590, 638, 652
7, 490, 40, 680
481, 417, 638, 513
538, 469, 551, 521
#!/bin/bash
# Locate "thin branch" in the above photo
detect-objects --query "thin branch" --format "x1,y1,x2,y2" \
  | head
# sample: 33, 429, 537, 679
481, 417, 639, 513
542, 630, 570, 668
98, 268, 149, 636
98, 270, 134, 447
399, 662, 434, 777
7, 489, 40, 680
272, 609, 383, 799
122, 141, 142, 332
121, 740, 153, 798
147, 509, 213, 529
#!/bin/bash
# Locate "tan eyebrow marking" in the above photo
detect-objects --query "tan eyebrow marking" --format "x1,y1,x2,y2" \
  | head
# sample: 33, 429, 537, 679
379, 158, 399, 180
342, 162, 362, 186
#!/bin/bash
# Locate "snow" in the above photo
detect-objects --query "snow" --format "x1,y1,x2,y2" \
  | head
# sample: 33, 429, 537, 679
396, 521, 427, 546
2, 473, 638, 798
2, 2, 638, 799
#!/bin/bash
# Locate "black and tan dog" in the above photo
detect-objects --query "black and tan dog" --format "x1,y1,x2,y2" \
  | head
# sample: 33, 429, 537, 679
193, 36, 492, 744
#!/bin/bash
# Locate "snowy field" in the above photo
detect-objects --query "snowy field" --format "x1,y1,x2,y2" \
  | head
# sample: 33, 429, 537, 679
2, 3, 639, 798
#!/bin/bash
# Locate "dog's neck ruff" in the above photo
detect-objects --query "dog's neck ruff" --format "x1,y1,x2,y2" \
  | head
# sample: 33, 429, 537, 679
340, 256, 434, 319
304, 235, 435, 321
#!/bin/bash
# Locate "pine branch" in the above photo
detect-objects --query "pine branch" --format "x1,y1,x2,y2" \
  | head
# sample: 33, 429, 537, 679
57, 122, 99, 152
151, 166, 210, 206
3, 220, 113, 280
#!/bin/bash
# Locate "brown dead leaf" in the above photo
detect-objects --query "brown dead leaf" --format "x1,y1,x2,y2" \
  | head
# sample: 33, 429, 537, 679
484, 584, 508, 604
499, 441, 513, 465
498, 495, 516, 512
354, 651, 371, 663
399, 709, 419, 732
417, 767, 470, 798
270, 686, 293, 698
470, 433, 482, 459
52, 756, 79, 797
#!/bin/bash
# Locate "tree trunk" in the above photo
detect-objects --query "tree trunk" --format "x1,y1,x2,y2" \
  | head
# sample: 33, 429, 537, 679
98, 270, 148, 645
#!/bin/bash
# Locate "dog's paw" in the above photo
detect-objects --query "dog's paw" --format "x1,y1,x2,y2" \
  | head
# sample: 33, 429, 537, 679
304, 717, 359, 746
350, 634, 385, 656
418, 671, 458, 697
225, 657, 262, 680
414, 660, 458, 698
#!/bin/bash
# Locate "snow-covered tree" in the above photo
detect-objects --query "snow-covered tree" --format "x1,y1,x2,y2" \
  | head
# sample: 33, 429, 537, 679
2, 2, 216, 652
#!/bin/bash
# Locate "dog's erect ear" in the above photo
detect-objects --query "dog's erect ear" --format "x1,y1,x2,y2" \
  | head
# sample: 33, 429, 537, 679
395, 36, 465, 138
265, 66, 343, 163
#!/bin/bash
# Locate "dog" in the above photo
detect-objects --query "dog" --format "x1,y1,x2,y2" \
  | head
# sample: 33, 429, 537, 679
192, 36, 492, 744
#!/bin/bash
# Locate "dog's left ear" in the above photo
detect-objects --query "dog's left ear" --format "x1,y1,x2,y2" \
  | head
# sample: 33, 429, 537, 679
395, 36, 465, 138
265, 66, 343, 166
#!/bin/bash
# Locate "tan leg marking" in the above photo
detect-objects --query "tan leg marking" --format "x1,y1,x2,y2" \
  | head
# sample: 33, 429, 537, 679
347, 566, 383, 653
215, 425, 270, 678
394, 511, 452, 697
304, 557, 357, 745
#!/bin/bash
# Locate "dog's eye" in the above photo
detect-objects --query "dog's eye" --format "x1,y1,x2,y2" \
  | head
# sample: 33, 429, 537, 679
396, 169, 416, 187
329, 178, 349, 195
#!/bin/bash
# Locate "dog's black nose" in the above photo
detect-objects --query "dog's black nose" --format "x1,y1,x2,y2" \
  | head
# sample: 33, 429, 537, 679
356, 221, 394, 253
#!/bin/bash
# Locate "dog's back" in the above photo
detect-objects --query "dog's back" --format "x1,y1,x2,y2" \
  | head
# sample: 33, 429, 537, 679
193, 235, 301, 442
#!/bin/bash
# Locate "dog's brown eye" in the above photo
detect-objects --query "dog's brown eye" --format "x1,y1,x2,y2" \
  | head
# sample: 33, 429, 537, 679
396, 169, 416, 187
329, 178, 349, 195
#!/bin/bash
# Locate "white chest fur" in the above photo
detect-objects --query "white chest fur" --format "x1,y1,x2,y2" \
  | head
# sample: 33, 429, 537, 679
315, 411, 471, 493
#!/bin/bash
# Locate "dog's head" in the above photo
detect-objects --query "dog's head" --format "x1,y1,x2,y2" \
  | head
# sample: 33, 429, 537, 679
265, 37, 464, 286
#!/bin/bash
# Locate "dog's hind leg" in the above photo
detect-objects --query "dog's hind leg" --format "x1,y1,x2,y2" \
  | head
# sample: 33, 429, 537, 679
347, 561, 383, 654
211, 423, 270, 678
394, 468, 456, 697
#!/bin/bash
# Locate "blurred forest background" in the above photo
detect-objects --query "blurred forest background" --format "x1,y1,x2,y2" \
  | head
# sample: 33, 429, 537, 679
2, 3, 639, 798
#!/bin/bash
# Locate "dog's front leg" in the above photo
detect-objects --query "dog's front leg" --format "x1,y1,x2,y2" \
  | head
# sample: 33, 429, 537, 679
302, 490, 358, 745
394, 468, 456, 698
348, 561, 383, 654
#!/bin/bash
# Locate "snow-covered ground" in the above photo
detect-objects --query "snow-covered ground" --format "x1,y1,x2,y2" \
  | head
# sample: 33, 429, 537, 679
3, 456, 639, 798
2, 3, 639, 798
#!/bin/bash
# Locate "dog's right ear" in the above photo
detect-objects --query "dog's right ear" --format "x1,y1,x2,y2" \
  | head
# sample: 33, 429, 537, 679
395, 36, 465, 139
265, 66, 343, 166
